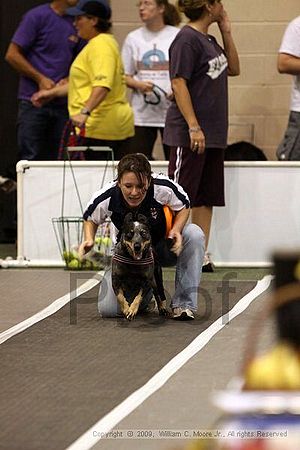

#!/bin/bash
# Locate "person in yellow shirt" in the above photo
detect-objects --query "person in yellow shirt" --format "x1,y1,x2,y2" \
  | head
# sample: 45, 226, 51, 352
32, 0, 134, 160
244, 287, 300, 391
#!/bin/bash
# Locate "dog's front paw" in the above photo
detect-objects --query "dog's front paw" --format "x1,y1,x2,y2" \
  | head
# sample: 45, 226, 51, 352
126, 303, 140, 320
117, 292, 131, 319
157, 300, 170, 317
122, 305, 130, 318
158, 307, 170, 317
119, 300, 130, 319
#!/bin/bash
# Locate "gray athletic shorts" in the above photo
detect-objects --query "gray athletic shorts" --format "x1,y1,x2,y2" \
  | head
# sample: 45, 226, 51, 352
277, 111, 300, 161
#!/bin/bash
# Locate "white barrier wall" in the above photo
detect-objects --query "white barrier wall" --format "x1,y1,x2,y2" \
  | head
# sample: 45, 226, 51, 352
16, 160, 300, 267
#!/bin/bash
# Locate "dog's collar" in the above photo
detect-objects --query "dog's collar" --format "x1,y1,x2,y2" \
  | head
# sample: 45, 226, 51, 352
112, 252, 154, 266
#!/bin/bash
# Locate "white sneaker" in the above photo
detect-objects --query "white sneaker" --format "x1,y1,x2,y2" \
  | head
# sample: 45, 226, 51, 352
184, 308, 195, 320
202, 252, 214, 272
173, 307, 194, 320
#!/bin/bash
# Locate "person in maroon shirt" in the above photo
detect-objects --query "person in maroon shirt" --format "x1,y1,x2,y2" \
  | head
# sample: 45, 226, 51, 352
164, 0, 239, 271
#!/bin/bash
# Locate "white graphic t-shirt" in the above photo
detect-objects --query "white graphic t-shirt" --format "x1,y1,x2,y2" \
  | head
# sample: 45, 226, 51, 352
279, 16, 300, 112
122, 25, 179, 127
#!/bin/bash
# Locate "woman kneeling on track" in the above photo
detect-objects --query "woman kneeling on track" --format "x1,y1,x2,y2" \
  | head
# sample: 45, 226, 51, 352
79, 153, 205, 320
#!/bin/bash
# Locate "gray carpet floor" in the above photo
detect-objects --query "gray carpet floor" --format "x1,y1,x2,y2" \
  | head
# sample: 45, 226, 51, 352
0, 271, 257, 450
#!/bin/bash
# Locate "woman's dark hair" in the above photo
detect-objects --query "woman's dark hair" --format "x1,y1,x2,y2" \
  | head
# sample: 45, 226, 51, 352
156, 0, 181, 26
117, 153, 152, 186
177, 0, 215, 21
92, 16, 112, 32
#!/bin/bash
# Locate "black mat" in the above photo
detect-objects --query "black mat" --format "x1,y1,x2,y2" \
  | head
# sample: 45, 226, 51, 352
0, 279, 257, 450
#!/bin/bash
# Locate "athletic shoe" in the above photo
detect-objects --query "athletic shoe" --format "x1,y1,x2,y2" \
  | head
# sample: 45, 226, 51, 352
202, 252, 214, 272
145, 298, 157, 313
172, 307, 194, 320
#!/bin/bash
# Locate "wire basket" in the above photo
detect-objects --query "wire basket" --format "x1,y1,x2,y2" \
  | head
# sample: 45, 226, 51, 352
52, 216, 112, 270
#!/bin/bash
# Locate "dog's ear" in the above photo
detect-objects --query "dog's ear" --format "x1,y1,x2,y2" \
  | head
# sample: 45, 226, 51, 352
137, 214, 148, 225
124, 212, 133, 225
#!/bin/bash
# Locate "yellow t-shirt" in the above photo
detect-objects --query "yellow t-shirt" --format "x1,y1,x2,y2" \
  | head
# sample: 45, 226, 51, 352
68, 33, 134, 140
244, 343, 300, 390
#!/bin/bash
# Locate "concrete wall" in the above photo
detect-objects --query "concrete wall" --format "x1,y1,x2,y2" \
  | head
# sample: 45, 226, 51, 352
111, 0, 300, 160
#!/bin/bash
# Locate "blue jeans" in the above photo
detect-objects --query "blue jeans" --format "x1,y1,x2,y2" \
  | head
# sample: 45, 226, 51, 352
17, 100, 69, 160
98, 223, 205, 317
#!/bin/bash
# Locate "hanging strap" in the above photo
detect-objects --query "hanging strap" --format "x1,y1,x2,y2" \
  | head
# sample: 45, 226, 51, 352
58, 119, 85, 161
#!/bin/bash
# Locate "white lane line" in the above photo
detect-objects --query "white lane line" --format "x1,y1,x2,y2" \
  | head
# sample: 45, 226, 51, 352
66, 275, 273, 450
0, 273, 102, 345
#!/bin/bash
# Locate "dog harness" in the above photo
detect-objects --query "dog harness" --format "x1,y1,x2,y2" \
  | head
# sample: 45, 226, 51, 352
112, 253, 154, 266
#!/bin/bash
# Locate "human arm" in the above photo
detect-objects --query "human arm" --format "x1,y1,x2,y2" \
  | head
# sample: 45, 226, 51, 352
171, 77, 205, 153
31, 82, 69, 107
71, 86, 109, 128
168, 207, 190, 255
121, 34, 153, 94
125, 75, 153, 93
5, 42, 55, 90
277, 18, 300, 75
218, 10, 240, 76
78, 220, 98, 258
277, 53, 300, 75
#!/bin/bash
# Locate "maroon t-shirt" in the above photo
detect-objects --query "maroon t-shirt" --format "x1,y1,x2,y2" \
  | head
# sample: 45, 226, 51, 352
164, 25, 228, 149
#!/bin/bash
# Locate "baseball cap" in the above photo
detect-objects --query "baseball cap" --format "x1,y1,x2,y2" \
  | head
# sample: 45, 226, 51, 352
67, 0, 111, 20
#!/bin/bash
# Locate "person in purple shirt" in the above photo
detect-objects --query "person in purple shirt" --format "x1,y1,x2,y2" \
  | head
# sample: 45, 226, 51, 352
5, 0, 84, 160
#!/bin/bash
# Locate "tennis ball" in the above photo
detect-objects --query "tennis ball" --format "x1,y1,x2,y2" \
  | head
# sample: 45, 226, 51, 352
95, 237, 102, 245
294, 261, 300, 281
68, 259, 80, 269
82, 259, 93, 269
102, 237, 112, 247
63, 251, 73, 262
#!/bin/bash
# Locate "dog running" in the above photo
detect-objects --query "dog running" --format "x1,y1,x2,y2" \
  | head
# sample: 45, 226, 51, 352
112, 212, 168, 320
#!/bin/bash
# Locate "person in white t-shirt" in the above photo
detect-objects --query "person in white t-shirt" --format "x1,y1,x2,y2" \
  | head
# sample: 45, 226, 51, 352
122, 0, 180, 160
277, 16, 300, 160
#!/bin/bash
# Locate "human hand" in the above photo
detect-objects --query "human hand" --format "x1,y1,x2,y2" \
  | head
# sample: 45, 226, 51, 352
57, 78, 68, 86
0, 178, 17, 193
218, 9, 231, 34
168, 230, 183, 256
189, 128, 205, 154
71, 113, 88, 128
138, 80, 154, 93
166, 91, 174, 101
78, 240, 94, 260
31, 89, 54, 107
38, 75, 55, 91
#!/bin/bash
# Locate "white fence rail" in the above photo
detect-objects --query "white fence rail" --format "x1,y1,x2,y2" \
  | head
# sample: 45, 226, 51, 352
10, 160, 300, 267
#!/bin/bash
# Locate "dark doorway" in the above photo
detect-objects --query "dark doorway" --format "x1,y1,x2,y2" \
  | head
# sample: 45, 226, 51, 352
0, 1, 43, 242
